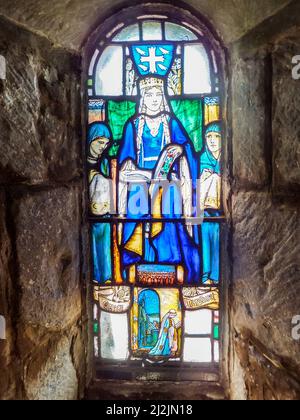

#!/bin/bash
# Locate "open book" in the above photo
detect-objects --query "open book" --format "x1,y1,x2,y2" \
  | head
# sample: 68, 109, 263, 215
153, 144, 183, 179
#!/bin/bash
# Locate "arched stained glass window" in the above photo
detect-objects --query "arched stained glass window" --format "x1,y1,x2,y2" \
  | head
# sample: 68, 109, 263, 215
86, 7, 224, 372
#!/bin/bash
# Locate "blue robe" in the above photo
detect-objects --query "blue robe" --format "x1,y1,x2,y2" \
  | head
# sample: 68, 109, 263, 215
88, 123, 112, 284
200, 146, 221, 283
118, 116, 201, 284
149, 315, 176, 357
92, 223, 112, 283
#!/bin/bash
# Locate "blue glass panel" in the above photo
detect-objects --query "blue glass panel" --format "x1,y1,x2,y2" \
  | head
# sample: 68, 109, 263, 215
201, 222, 220, 285
92, 223, 112, 284
131, 44, 175, 77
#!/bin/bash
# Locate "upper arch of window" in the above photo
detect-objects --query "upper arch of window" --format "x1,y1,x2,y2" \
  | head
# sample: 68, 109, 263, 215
87, 11, 222, 100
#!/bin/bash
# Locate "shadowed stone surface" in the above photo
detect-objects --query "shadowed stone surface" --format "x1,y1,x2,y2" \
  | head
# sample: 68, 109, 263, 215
0, 17, 82, 185
231, 191, 300, 399
12, 187, 82, 333
87, 380, 226, 400
231, 52, 270, 188
0, 190, 17, 400
0, 0, 292, 50
272, 34, 300, 192
25, 336, 78, 400
0, 16, 86, 400
0, 0, 299, 402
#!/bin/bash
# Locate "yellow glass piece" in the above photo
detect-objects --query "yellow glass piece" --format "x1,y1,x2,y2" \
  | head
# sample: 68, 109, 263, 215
129, 265, 136, 284
113, 224, 123, 284
124, 223, 143, 256
205, 104, 220, 125
131, 288, 139, 351
182, 287, 219, 310
151, 187, 163, 238
177, 266, 185, 285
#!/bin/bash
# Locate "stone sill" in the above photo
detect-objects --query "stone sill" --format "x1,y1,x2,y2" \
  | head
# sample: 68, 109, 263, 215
95, 364, 220, 382
86, 379, 226, 400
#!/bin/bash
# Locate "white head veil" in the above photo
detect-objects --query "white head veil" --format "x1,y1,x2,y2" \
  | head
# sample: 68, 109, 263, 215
136, 78, 171, 162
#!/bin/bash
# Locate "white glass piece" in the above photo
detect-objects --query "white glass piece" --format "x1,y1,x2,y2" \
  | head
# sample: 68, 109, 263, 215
126, 58, 138, 96
0, 315, 5, 340
95, 46, 123, 96
89, 49, 99, 76
100, 312, 129, 360
182, 21, 204, 37
214, 341, 220, 362
94, 337, 99, 357
185, 309, 212, 335
183, 338, 212, 363
106, 23, 125, 39
142, 21, 162, 41
211, 50, 218, 74
184, 44, 212, 94
167, 57, 182, 96
138, 15, 168, 19
165, 22, 198, 41
113, 24, 140, 42
93, 304, 98, 320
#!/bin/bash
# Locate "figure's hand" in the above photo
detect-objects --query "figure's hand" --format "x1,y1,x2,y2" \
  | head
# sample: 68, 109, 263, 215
89, 137, 110, 159
165, 144, 183, 158
120, 160, 152, 182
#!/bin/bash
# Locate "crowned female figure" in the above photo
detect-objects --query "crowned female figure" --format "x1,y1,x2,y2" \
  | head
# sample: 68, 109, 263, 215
118, 75, 201, 284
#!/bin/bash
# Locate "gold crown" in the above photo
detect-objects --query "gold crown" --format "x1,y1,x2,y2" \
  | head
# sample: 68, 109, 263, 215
139, 77, 164, 89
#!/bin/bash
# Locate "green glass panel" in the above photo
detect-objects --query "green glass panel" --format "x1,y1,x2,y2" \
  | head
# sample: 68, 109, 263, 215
87, 79, 93, 87
214, 324, 219, 340
107, 101, 136, 157
171, 99, 203, 152
94, 322, 99, 334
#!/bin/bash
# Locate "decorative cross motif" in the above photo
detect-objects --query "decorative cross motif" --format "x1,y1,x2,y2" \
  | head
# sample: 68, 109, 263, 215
140, 47, 165, 74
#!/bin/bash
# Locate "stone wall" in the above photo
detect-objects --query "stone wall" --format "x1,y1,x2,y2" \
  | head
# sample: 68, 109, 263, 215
0, 0, 299, 401
0, 17, 88, 400
229, 1, 300, 400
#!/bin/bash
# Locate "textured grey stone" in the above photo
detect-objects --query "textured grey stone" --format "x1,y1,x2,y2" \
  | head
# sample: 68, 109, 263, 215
0, 15, 85, 401
25, 336, 78, 400
231, 53, 270, 188
231, 191, 300, 399
272, 34, 300, 192
0, 0, 299, 402
0, 18, 81, 185
0, 0, 291, 50
13, 187, 82, 334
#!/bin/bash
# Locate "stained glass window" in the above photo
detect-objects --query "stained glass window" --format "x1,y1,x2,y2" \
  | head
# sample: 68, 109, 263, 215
87, 13, 223, 369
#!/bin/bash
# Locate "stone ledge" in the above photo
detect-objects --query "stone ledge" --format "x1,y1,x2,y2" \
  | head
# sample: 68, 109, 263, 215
86, 379, 226, 401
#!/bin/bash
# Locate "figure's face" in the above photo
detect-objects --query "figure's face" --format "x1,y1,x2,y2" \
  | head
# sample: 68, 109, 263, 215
90, 137, 110, 157
169, 310, 177, 319
143, 87, 163, 115
206, 132, 222, 154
